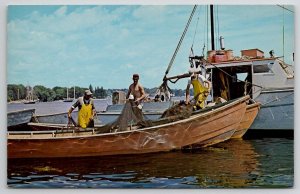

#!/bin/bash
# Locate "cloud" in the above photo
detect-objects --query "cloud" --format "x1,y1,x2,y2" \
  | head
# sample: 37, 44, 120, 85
125, 63, 133, 68
7, 5, 294, 89
54, 5, 67, 16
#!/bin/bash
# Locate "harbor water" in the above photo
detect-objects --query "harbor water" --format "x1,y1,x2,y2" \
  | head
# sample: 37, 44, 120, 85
7, 100, 294, 188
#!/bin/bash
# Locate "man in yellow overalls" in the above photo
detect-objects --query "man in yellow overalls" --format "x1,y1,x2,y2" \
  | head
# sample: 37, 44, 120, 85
68, 90, 96, 128
185, 73, 211, 110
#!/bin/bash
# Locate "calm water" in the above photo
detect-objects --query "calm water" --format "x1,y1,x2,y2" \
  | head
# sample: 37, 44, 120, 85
7, 100, 294, 188
7, 138, 293, 188
7, 99, 110, 115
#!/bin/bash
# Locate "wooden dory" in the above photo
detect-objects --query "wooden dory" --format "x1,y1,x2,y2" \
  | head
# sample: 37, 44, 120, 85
231, 102, 261, 139
7, 96, 249, 159
7, 109, 35, 128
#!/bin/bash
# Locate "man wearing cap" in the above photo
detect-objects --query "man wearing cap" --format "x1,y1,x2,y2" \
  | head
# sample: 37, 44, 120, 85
68, 89, 96, 128
185, 72, 211, 110
126, 74, 146, 105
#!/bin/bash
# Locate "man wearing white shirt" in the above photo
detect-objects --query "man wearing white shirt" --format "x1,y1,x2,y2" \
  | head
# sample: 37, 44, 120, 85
185, 72, 211, 110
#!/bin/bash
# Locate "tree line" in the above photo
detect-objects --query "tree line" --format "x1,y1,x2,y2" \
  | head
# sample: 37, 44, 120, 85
7, 84, 107, 102
7, 84, 189, 102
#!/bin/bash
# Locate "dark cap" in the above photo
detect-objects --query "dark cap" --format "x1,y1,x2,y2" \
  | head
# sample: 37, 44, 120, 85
133, 74, 139, 78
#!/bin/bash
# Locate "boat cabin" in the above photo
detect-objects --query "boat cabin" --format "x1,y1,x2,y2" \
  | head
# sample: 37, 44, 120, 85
199, 48, 294, 102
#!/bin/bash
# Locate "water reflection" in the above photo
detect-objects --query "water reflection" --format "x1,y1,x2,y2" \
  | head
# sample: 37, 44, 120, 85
8, 139, 292, 188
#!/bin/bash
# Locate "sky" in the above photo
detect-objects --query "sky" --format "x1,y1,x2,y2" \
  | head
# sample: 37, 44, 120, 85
7, 4, 295, 89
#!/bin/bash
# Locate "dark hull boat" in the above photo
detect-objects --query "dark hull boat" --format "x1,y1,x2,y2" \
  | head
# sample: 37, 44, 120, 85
7, 109, 35, 128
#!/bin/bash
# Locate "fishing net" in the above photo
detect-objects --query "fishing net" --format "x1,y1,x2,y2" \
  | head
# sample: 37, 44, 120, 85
161, 101, 193, 119
97, 100, 193, 134
102, 100, 153, 133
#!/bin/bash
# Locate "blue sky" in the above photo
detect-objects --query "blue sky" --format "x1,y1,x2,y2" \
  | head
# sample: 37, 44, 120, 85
7, 5, 294, 89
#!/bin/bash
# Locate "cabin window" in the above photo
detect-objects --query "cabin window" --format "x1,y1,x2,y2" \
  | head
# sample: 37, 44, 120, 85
236, 73, 248, 81
253, 64, 273, 73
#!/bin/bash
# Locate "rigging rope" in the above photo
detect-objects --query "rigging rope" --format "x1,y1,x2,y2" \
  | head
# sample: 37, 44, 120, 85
282, 5, 285, 63
191, 6, 201, 49
216, 5, 220, 50
203, 58, 264, 89
163, 5, 197, 79
206, 5, 209, 55
214, 7, 218, 50
276, 5, 294, 13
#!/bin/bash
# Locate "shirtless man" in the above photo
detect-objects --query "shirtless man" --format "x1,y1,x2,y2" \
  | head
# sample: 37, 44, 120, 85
126, 74, 146, 103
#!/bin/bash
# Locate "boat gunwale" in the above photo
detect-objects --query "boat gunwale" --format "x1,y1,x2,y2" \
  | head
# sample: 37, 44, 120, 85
208, 57, 277, 66
8, 96, 249, 140
259, 88, 294, 93
36, 110, 165, 117
7, 108, 35, 115
99, 111, 163, 115
247, 102, 261, 110
35, 110, 79, 117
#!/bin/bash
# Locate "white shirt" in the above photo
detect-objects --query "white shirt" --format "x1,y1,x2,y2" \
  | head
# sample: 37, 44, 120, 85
188, 74, 207, 86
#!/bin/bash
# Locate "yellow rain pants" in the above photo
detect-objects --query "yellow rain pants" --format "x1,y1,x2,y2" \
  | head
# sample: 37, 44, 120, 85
78, 103, 93, 128
191, 79, 209, 110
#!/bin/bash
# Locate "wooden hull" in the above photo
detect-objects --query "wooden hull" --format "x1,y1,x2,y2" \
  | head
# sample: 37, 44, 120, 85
231, 102, 261, 139
184, 100, 248, 148
7, 96, 249, 159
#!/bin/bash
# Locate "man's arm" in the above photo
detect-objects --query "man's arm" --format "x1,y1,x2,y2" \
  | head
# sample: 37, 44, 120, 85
185, 83, 191, 104
204, 80, 212, 91
198, 75, 211, 89
126, 85, 132, 99
68, 100, 79, 118
136, 84, 146, 102
91, 99, 96, 119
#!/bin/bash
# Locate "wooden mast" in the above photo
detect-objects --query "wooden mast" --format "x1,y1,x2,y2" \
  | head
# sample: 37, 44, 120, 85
73, 86, 76, 100
210, 5, 215, 50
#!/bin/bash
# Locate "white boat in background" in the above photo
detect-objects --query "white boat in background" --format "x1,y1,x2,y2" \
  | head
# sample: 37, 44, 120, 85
33, 91, 174, 125
164, 5, 294, 131
63, 87, 75, 102
201, 49, 294, 131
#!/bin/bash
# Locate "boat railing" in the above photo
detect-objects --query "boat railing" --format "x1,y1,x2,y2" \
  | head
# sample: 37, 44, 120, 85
7, 108, 35, 115
8, 127, 98, 138
277, 59, 294, 78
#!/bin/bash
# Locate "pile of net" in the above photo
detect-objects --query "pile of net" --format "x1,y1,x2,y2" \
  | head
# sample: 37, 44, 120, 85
161, 101, 193, 119
97, 100, 193, 134
142, 101, 194, 127
100, 100, 153, 133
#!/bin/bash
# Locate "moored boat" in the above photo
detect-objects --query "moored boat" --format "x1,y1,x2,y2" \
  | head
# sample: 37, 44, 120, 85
63, 87, 75, 102
7, 109, 35, 128
32, 111, 80, 125
203, 55, 294, 132
164, 5, 294, 132
7, 95, 248, 159
23, 100, 38, 104
33, 101, 174, 125
99, 100, 174, 124
200, 5, 294, 131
